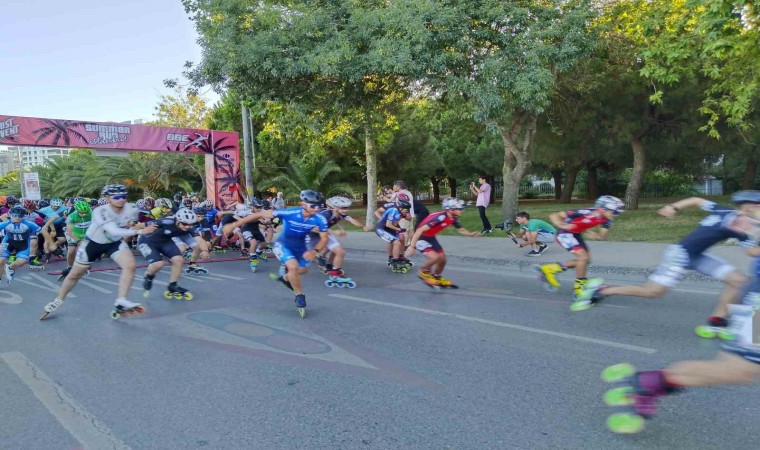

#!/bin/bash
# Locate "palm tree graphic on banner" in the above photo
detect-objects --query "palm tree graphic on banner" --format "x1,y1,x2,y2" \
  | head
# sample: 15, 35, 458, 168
32, 119, 87, 146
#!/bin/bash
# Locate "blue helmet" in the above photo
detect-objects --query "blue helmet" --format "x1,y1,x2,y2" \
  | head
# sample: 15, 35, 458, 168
731, 191, 760, 205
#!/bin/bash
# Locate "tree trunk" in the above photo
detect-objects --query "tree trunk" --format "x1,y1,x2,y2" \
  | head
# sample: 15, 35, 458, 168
431, 176, 441, 204
625, 134, 646, 210
742, 150, 758, 189
499, 112, 536, 222
560, 165, 579, 203
586, 163, 599, 200
551, 168, 562, 201
364, 126, 378, 228
448, 176, 457, 198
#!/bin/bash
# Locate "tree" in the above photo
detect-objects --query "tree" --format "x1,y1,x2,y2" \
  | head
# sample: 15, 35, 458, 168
258, 157, 354, 202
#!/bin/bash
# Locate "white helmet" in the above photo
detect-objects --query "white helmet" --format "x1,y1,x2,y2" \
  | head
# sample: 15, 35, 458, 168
595, 195, 625, 215
175, 208, 198, 224
203, 199, 214, 208
155, 198, 172, 209
326, 196, 352, 208
442, 197, 466, 210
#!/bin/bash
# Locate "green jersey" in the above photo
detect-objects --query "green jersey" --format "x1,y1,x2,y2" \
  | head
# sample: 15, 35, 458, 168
520, 219, 556, 234
66, 211, 92, 240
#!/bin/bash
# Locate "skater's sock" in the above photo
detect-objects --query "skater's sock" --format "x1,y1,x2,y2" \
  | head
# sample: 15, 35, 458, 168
145, 273, 155, 280
708, 316, 729, 327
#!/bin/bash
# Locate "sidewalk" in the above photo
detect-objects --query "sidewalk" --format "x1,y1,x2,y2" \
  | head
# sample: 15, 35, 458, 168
340, 231, 756, 279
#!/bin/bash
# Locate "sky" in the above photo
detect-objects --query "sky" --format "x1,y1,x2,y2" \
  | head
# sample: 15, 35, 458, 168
0, 0, 218, 125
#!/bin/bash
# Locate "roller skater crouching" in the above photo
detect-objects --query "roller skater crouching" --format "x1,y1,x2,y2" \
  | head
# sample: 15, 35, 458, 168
324, 268, 357, 288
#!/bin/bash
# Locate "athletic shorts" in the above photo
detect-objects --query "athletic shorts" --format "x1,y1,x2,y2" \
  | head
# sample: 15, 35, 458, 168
556, 232, 588, 252
307, 233, 341, 252
171, 234, 198, 250
138, 238, 182, 264
649, 244, 736, 289
536, 231, 556, 244
242, 223, 265, 243
375, 228, 399, 243
415, 235, 443, 254
54, 223, 65, 235
0, 240, 31, 261
272, 241, 309, 268
75, 239, 129, 266
721, 303, 760, 365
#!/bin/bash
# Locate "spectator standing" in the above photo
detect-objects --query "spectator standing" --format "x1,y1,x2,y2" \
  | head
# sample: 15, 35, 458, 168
273, 192, 285, 210
470, 176, 493, 234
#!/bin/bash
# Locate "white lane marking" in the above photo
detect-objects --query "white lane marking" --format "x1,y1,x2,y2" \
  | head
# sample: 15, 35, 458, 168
329, 294, 657, 354
83, 276, 140, 291
1, 351, 131, 450
101, 272, 169, 287
344, 257, 723, 296
0, 290, 23, 304
76, 279, 113, 294
14, 277, 75, 297
202, 272, 244, 280
28, 273, 66, 291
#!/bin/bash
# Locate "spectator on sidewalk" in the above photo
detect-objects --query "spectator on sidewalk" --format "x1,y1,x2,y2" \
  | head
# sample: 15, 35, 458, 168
514, 211, 556, 256
273, 192, 285, 210
470, 176, 493, 234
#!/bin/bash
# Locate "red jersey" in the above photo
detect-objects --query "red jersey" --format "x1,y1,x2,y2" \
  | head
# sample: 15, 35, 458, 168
419, 212, 461, 237
561, 209, 612, 234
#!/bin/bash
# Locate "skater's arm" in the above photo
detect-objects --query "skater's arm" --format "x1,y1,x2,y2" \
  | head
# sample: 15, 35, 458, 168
456, 227, 481, 237
747, 246, 760, 257
405, 226, 429, 257
585, 228, 609, 241
658, 197, 710, 218
374, 207, 385, 220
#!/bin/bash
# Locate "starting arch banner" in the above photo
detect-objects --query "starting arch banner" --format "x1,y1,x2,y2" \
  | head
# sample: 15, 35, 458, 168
0, 115, 240, 209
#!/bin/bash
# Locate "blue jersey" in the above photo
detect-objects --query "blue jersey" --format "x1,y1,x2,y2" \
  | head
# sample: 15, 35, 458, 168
376, 208, 402, 231
678, 202, 758, 259
0, 219, 42, 244
272, 207, 328, 248
38, 206, 67, 225
205, 208, 218, 224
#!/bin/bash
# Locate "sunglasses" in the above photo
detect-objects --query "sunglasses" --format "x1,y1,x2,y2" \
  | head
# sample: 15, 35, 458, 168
10, 214, 22, 219
111, 194, 127, 200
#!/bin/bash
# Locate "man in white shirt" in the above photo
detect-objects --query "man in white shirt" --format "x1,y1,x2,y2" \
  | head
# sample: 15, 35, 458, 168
470, 176, 493, 234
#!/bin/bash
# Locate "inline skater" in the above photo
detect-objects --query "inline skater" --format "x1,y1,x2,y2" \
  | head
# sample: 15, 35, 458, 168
20, 199, 46, 270
41, 184, 157, 320
241, 199, 270, 272
576, 192, 760, 327
405, 198, 481, 287
0, 205, 43, 284
57, 200, 92, 281
139, 208, 209, 300
185, 206, 213, 274
39, 197, 69, 262
309, 196, 367, 287
151, 198, 173, 220
375, 200, 413, 272
535, 195, 624, 303
514, 211, 556, 256
224, 190, 329, 318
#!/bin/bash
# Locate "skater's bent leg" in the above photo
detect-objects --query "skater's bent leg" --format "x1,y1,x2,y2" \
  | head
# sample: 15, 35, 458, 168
10, 258, 28, 270
112, 251, 137, 299
422, 251, 439, 272
600, 281, 669, 299
712, 271, 749, 318
566, 249, 590, 278
433, 253, 447, 275
284, 260, 303, 294
664, 352, 760, 387
145, 260, 166, 277
169, 255, 184, 283
331, 246, 346, 269
391, 240, 401, 259
57, 264, 89, 301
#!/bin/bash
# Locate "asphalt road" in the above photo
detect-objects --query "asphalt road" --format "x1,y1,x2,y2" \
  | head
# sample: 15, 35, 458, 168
0, 252, 757, 449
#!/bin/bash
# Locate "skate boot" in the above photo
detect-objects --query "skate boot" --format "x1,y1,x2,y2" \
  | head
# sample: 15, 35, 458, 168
397, 256, 414, 268
183, 248, 193, 260
165, 282, 193, 300
110, 298, 146, 320
4, 264, 14, 285
387, 255, 394, 267
269, 273, 294, 292
40, 298, 64, 320
572, 278, 588, 300
41, 253, 52, 264
53, 247, 65, 258
295, 294, 307, 318
213, 245, 226, 254
185, 262, 208, 275
57, 266, 72, 282
240, 248, 250, 258
433, 275, 458, 289
255, 251, 267, 262
571, 278, 606, 312
316, 255, 328, 273
532, 263, 563, 292
142, 273, 155, 297
28, 257, 45, 271
417, 269, 438, 285
695, 316, 733, 340
324, 269, 357, 288
249, 254, 259, 272
390, 259, 410, 273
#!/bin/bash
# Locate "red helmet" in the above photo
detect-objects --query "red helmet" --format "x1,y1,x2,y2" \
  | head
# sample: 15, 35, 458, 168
23, 199, 37, 210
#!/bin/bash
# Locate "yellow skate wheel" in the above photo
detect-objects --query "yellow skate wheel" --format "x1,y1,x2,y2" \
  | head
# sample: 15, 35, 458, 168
607, 413, 645, 434
163, 292, 173, 299
183, 292, 194, 300
694, 325, 717, 339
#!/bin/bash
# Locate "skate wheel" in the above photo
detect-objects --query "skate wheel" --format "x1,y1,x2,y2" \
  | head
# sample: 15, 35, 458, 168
297, 307, 306, 318
335, 282, 345, 288
718, 330, 736, 341
401, 267, 409, 273
601, 363, 635, 382
604, 387, 634, 406
606, 413, 645, 434
694, 325, 717, 339
201, 270, 208, 274
569, 300, 592, 312
143, 290, 150, 298
183, 293, 194, 300
134, 306, 146, 314
110, 311, 121, 320
174, 293, 183, 299
325, 280, 334, 288
347, 282, 357, 289
164, 292, 173, 299
250, 266, 257, 273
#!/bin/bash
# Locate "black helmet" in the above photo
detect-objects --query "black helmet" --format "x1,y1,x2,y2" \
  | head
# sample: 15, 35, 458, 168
37, 200, 50, 208
9, 205, 26, 216
300, 190, 325, 205
89, 198, 99, 206
192, 206, 208, 215
396, 200, 411, 210
101, 184, 128, 197
5, 196, 17, 205
173, 193, 183, 202
249, 198, 264, 208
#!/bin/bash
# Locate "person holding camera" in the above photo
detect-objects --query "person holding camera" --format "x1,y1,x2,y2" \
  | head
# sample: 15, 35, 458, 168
469, 176, 493, 234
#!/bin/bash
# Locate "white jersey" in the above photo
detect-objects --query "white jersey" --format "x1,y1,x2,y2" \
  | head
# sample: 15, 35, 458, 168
86, 203, 140, 244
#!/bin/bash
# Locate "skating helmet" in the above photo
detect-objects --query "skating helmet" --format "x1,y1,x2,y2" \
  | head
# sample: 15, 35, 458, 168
175, 208, 198, 225
396, 200, 412, 211
89, 198, 98, 206
442, 197, 465, 210
5, 196, 17, 205
731, 190, 760, 205
74, 200, 91, 214
249, 198, 264, 208
203, 199, 214, 208
155, 198, 172, 209
173, 193, 182, 203
192, 206, 208, 216
37, 200, 50, 208
74, 197, 85, 203
50, 198, 63, 207
182, 198, 193, 207
326, 196, 352, 209
135, 199, 146, 208
144, 197, 155, 209
261, 200, 272, 210
595, 195, 625, 215
9, 205, 26, 217
299, 190, 325, 207
101, 184, 128, 197
23, 199, 37, 210
97, 198, 108, 206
